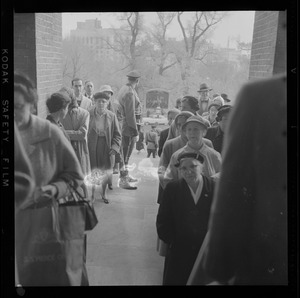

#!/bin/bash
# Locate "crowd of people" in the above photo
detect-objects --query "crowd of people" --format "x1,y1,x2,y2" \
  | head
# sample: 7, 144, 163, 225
14, 68, 287, 286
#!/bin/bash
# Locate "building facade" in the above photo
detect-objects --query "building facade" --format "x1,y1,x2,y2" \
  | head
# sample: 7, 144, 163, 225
70, 18, 129, 62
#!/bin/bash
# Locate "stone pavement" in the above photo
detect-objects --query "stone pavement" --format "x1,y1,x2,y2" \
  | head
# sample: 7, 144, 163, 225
85, 148, 164, 285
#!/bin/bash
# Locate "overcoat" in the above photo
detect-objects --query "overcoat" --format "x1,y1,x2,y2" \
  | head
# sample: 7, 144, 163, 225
87, 107, 122, 170
202, 74, 287, 285
158, 127, 169, 157
79, 95, 93, 111
205, 125, 224, 154
61, 106, 91, 176
156, 176, 215, 285
17, 115, 84, 206
14, 122, 35, 211
116, 83, 140, 136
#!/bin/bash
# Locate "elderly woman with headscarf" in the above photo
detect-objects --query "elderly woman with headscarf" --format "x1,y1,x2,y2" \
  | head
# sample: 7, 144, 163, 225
156, 151, 215, 285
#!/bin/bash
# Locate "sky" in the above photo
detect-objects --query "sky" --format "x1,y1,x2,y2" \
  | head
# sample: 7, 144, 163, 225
62, 11, 255, 48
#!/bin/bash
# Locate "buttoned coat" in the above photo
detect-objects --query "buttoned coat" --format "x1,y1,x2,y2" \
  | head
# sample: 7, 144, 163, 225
60, 106, 91, 176
202, 74, 287, 285
156, 176, 215, 285
87, 107, 122, 170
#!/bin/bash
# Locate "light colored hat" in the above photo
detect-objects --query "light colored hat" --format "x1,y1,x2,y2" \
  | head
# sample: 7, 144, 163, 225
182, 115, 210, 130
211, 95, 224, 106
127, 70, 141, 78
99, 85, 114, 95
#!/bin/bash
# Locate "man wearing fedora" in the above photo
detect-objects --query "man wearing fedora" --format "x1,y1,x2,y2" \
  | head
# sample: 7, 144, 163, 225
116, 70, 141, 189
197, 83, 213, 116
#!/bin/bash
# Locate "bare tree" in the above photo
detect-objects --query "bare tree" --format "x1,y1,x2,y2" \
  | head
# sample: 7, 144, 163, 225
99, 12, 144, 71
61, 37, 100, 86
175, 11, 225, 93
149, 12, 178, 75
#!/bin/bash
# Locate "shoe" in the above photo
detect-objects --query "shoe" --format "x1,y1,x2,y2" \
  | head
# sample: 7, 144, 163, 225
102, 197, 109, 204
108, 184, 113, 190
127, 175, 138, 182
119, 178, 137, 190
119, 170, 138, 189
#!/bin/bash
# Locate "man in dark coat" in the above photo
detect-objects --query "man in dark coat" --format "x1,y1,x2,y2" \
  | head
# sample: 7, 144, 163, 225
200, 74, 287, 285
158, 108, 180, 157
205, 105, 232, 155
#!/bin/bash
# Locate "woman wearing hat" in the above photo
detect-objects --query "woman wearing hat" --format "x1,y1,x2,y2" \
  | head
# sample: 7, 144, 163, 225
203, 102, 221, 127
99, 85, 115, 113
163, 115, 222, 188
88, 92, 122, 203
156, 151, 215, 285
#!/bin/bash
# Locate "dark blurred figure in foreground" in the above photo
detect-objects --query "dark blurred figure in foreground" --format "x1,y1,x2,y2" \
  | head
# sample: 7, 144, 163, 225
198, 74, 287, 285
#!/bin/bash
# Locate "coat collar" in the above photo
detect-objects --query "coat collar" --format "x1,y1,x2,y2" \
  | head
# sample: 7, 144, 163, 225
28, 115, 51, 144
90, 106, 113, 120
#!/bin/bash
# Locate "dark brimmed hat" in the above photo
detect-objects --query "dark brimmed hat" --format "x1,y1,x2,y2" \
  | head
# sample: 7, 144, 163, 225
175, 152, 205, 167
127, 70, 141, 78
217, 105, 232, 120
221, 93, 231, 102
182, 115, 210, 131
197, 83, 212, 92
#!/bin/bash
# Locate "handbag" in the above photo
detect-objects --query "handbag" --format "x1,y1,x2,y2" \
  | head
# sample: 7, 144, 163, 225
61, 183, 98, 231
15, 197, 86, 286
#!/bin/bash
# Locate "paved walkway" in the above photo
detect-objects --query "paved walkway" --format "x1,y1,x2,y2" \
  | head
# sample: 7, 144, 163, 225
86, 149, 164, 285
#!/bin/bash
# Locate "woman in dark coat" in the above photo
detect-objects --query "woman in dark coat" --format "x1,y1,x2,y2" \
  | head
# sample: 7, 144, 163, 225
156, 152, 215, 285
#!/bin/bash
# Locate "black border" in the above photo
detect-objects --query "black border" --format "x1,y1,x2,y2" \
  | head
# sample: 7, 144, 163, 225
1, 0, 298, 296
